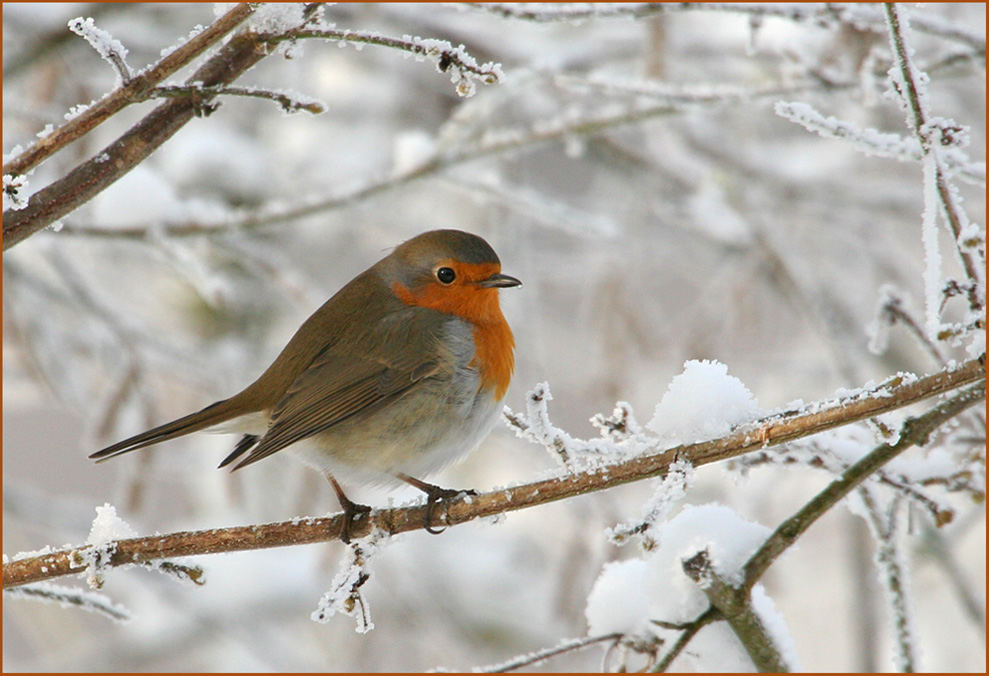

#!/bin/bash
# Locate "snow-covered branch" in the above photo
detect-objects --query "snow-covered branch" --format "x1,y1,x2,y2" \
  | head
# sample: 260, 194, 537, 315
883, 3, 985, 321
1, 3, 257, 180
4, 358, 983, 589
275, 27, 503, 98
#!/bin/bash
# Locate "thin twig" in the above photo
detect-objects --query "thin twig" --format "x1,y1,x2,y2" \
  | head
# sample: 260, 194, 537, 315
4, 358, 983, 588
147, 84, 326, 114
884, 3, 984, 314
651, 607, 719, 672
858, 489, 916, 672
472, 633, 623, 673
269, 27, 503, 85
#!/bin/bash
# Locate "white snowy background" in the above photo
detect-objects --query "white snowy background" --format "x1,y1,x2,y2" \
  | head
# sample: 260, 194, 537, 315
3, 3, 984, 672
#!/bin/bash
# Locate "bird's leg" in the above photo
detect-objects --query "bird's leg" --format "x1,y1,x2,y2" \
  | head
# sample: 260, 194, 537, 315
396, 472, 477, 535
326, 475, 371, 544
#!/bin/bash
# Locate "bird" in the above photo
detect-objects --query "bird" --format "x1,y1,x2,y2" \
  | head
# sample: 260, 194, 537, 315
91, 229, 522, 542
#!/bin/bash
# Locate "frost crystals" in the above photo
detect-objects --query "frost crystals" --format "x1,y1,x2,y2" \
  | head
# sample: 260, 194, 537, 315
311, 530, 387, 633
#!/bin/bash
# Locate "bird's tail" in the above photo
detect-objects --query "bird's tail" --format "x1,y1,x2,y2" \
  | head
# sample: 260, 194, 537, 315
90, 396, 253, 461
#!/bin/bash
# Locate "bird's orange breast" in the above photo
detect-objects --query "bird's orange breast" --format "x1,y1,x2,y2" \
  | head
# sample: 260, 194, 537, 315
392, 262, 515, 399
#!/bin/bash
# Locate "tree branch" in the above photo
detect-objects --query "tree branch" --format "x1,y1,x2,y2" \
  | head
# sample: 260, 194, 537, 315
4, 357, 982, 589
741, 379, 986, 591
681, 550, 790, 672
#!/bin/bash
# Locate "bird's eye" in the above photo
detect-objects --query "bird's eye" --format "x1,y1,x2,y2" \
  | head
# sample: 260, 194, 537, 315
436, 267, 456, 284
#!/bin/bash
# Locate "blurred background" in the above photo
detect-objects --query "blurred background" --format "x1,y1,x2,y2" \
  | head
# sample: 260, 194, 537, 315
3, 3, 984, 671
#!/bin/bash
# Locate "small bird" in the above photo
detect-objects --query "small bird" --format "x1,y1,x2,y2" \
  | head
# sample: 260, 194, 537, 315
91, 229, 521, 541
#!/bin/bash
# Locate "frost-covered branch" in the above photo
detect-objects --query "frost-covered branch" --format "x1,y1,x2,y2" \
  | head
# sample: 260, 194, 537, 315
5, 582, 131, 622
884, 3, 985, 318
271, 27, 503, 98
1, 5, 501, 249
67, 16, 133, 85
4, 358, 983, 589
469, 3, 986, 51
147, 84, 326, 115
1, 4, 283, 250
465, 632, 623, 673
856, 489, 917, 672
775, 100, 985, 187
1, 3, 257, 180
680, 549, 791, 672
740, 379, 986, 592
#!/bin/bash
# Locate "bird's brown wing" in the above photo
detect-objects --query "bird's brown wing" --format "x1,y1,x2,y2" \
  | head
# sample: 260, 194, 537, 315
229, 311, 446, 470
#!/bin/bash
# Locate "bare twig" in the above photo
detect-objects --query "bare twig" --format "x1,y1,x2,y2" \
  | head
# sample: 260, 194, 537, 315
4, 358, 983, 588
651, 607, 719, 672
147, 84, 326, 115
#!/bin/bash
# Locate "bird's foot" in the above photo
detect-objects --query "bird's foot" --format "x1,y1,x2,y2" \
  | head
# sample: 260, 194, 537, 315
327, 475, 372, 544
397, 473, 477, 535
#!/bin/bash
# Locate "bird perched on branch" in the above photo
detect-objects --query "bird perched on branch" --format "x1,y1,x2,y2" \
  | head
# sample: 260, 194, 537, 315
92, 229, 522, 541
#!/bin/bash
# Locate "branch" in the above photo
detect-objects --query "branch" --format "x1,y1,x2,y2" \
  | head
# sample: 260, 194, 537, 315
681, 550, 790, 672
274, 27, 503, 97
884, 3, 985, 315
470, 633, 623, 673
147, 84, 326, 115
741, 379, 986, 591
4, 357, 983, 589
651, 607, 719, 672
469, 3, 986, 51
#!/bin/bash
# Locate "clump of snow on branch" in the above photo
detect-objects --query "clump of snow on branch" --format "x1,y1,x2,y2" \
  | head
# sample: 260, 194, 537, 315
248, 3, 308, 34
67, 17, 132, 85
79, 503, 136, 589
506, 363, 761, 471
311, 531, 387, 633
647, 360, 763, 447
586, 504, 797, 670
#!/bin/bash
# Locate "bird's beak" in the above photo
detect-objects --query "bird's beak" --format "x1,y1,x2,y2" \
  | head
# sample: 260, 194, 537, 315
477, 272, 522, 288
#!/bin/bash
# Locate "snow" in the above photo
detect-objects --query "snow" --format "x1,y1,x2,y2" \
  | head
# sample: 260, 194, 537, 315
86, 503, 137, 546
80, 503, 136, 590
647, 360, 763, 447
67, 17, 132, 85
586, 503, 793, 670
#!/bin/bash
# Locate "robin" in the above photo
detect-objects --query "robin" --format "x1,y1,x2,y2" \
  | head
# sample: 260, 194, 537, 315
91, 229, 522, 541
